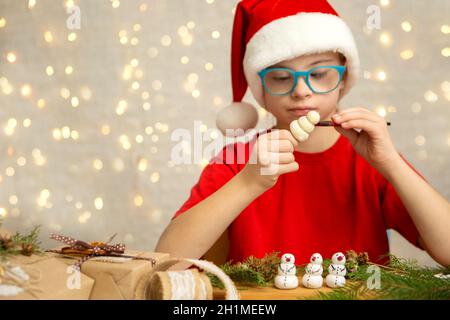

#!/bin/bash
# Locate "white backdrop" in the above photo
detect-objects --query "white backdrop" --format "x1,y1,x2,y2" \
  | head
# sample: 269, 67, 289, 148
0, 0, 448, 266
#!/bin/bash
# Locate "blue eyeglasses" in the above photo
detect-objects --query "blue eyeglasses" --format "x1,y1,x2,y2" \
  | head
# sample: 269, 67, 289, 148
258, 66, 346, 95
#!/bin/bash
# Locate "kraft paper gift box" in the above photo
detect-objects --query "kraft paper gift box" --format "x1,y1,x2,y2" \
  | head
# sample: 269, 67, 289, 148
1, 253, 94, 300
54, 250, 170, 300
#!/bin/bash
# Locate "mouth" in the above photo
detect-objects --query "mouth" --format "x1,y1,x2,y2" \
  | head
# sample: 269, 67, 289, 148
287, 107, 317, 117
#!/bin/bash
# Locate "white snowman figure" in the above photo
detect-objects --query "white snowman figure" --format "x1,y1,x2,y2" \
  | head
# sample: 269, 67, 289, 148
302, 253, 324, 289
274, 253, 299, 289
326, 252, 347, 288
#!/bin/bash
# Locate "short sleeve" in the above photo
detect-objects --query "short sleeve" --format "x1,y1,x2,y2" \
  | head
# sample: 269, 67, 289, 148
171, 144, 242, 220
381, 155, 426, 249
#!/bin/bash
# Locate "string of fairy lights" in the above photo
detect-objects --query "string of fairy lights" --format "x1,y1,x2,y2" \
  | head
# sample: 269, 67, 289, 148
0, 0, 448, 248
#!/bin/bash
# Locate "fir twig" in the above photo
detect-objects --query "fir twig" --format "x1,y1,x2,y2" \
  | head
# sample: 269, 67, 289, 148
1, 225, 43, 259
313, 253, 450, 300
207, 251, 281, 289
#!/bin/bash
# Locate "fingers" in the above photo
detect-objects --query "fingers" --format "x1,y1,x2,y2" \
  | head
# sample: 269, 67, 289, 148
256, 130, 298, 176
258, 145, 297, 167
337, 119, 380, 136
277, 162, 300, 175
268, 129, 299, 147
334, 125, 359, 146
267, 152, 295, 164
267, 140, 295, 153
259, 129, 298, 152
261, 162, 299, 176
333, 108, 384, 125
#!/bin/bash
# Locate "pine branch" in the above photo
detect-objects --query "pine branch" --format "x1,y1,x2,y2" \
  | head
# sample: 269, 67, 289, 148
313, 254, 450, 300
207, 251, 281, 289
1, 225, 43, 258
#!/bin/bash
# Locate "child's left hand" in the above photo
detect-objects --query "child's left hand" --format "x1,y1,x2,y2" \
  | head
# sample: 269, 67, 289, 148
332, 107, 400, 176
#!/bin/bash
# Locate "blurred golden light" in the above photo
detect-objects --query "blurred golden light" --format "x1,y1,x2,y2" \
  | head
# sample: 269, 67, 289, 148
6, 52, 17, 63
401, 21, 412, 32
134, 195, 143, 207
21, 84, 32, 96
46, 66, 54, 76
94, 197, 103, 210
441, 25, 450, 34
44, 31, 53, 43
379, 32, 392, 46
37, 99, 46, 108
376, 70, 387, 81
60, 87, 71, 99
93, 159, 103, 170
65, 65, 74, 75
442, 48, 450, 57
68, 32, 77, 42
400, 50, 414, 60
28, 0, 36, 9
71, 96, 80, 107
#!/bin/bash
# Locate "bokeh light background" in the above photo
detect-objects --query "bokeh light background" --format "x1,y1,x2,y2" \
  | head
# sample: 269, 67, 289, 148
0, 0, 449, 266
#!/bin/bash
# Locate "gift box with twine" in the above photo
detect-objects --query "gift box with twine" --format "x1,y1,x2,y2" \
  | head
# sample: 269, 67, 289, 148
1, 253, 94, 300
47, 233, 170, 300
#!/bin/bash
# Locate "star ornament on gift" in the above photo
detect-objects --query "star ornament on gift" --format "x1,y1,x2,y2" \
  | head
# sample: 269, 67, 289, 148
47, 233, 155, 269
50, 233, 125, 256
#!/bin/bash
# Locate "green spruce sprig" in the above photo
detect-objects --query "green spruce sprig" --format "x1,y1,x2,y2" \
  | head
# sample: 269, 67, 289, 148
0, 224, 43, 259
207, 251, 281, 289
308, 253, 450, 300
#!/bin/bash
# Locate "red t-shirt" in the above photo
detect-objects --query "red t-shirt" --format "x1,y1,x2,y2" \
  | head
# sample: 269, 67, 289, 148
172, 133, 423, 265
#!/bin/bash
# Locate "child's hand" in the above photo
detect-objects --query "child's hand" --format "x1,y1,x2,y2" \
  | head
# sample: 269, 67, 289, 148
332, 107, 400, 176
241, 130, 299, 191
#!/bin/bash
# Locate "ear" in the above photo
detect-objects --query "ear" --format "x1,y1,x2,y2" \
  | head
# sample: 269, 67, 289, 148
337, 68, 348, 101
337, 53, 347, 94
340, 66, 348, 88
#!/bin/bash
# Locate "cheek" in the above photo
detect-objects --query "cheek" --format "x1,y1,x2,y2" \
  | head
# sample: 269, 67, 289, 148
263, 95, 283, 114
317, 94, 339, 110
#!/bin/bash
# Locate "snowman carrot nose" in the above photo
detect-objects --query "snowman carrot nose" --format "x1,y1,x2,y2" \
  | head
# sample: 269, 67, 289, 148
286, 257, 291, 262
312, 257, 316, 261
337, 256, 343, 261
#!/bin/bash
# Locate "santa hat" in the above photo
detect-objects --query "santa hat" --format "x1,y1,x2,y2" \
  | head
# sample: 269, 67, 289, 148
216, 0, 360, 136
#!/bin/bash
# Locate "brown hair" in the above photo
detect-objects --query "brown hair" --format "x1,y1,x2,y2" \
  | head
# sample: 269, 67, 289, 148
336, 52, 347, 111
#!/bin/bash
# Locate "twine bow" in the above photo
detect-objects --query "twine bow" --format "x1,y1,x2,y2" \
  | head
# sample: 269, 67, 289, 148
47, 233, 156, 269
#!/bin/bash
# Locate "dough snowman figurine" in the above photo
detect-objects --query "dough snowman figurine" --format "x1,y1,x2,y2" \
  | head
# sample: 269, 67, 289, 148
274, 253, 299, 289
326, 252, 347, 288
289, 110, 320, 142
301, 253, 324, 289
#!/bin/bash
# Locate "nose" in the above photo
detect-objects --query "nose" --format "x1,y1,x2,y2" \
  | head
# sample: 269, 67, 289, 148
291, 76, 312, 99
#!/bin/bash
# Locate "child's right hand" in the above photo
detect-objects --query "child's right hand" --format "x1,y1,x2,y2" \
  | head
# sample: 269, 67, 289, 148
241, 129, 300, 192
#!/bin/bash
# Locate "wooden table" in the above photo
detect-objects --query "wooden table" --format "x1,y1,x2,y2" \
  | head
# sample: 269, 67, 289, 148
213, 276, 334, 300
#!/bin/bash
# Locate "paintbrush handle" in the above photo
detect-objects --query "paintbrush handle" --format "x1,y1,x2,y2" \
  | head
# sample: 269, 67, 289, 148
316, 121, 391, 127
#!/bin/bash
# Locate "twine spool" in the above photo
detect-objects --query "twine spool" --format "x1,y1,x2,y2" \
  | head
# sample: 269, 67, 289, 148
135, 258, 239, 300
149, 268, 213, 300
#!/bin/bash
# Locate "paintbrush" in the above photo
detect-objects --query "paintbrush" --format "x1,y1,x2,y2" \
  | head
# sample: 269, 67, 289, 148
316, 120, 391, 127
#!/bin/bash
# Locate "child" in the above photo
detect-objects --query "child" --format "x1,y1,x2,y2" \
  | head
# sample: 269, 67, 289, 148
156, 0, 450, 267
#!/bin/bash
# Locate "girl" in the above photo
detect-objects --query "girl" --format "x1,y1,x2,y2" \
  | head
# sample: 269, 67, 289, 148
155, 0, 450, 267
